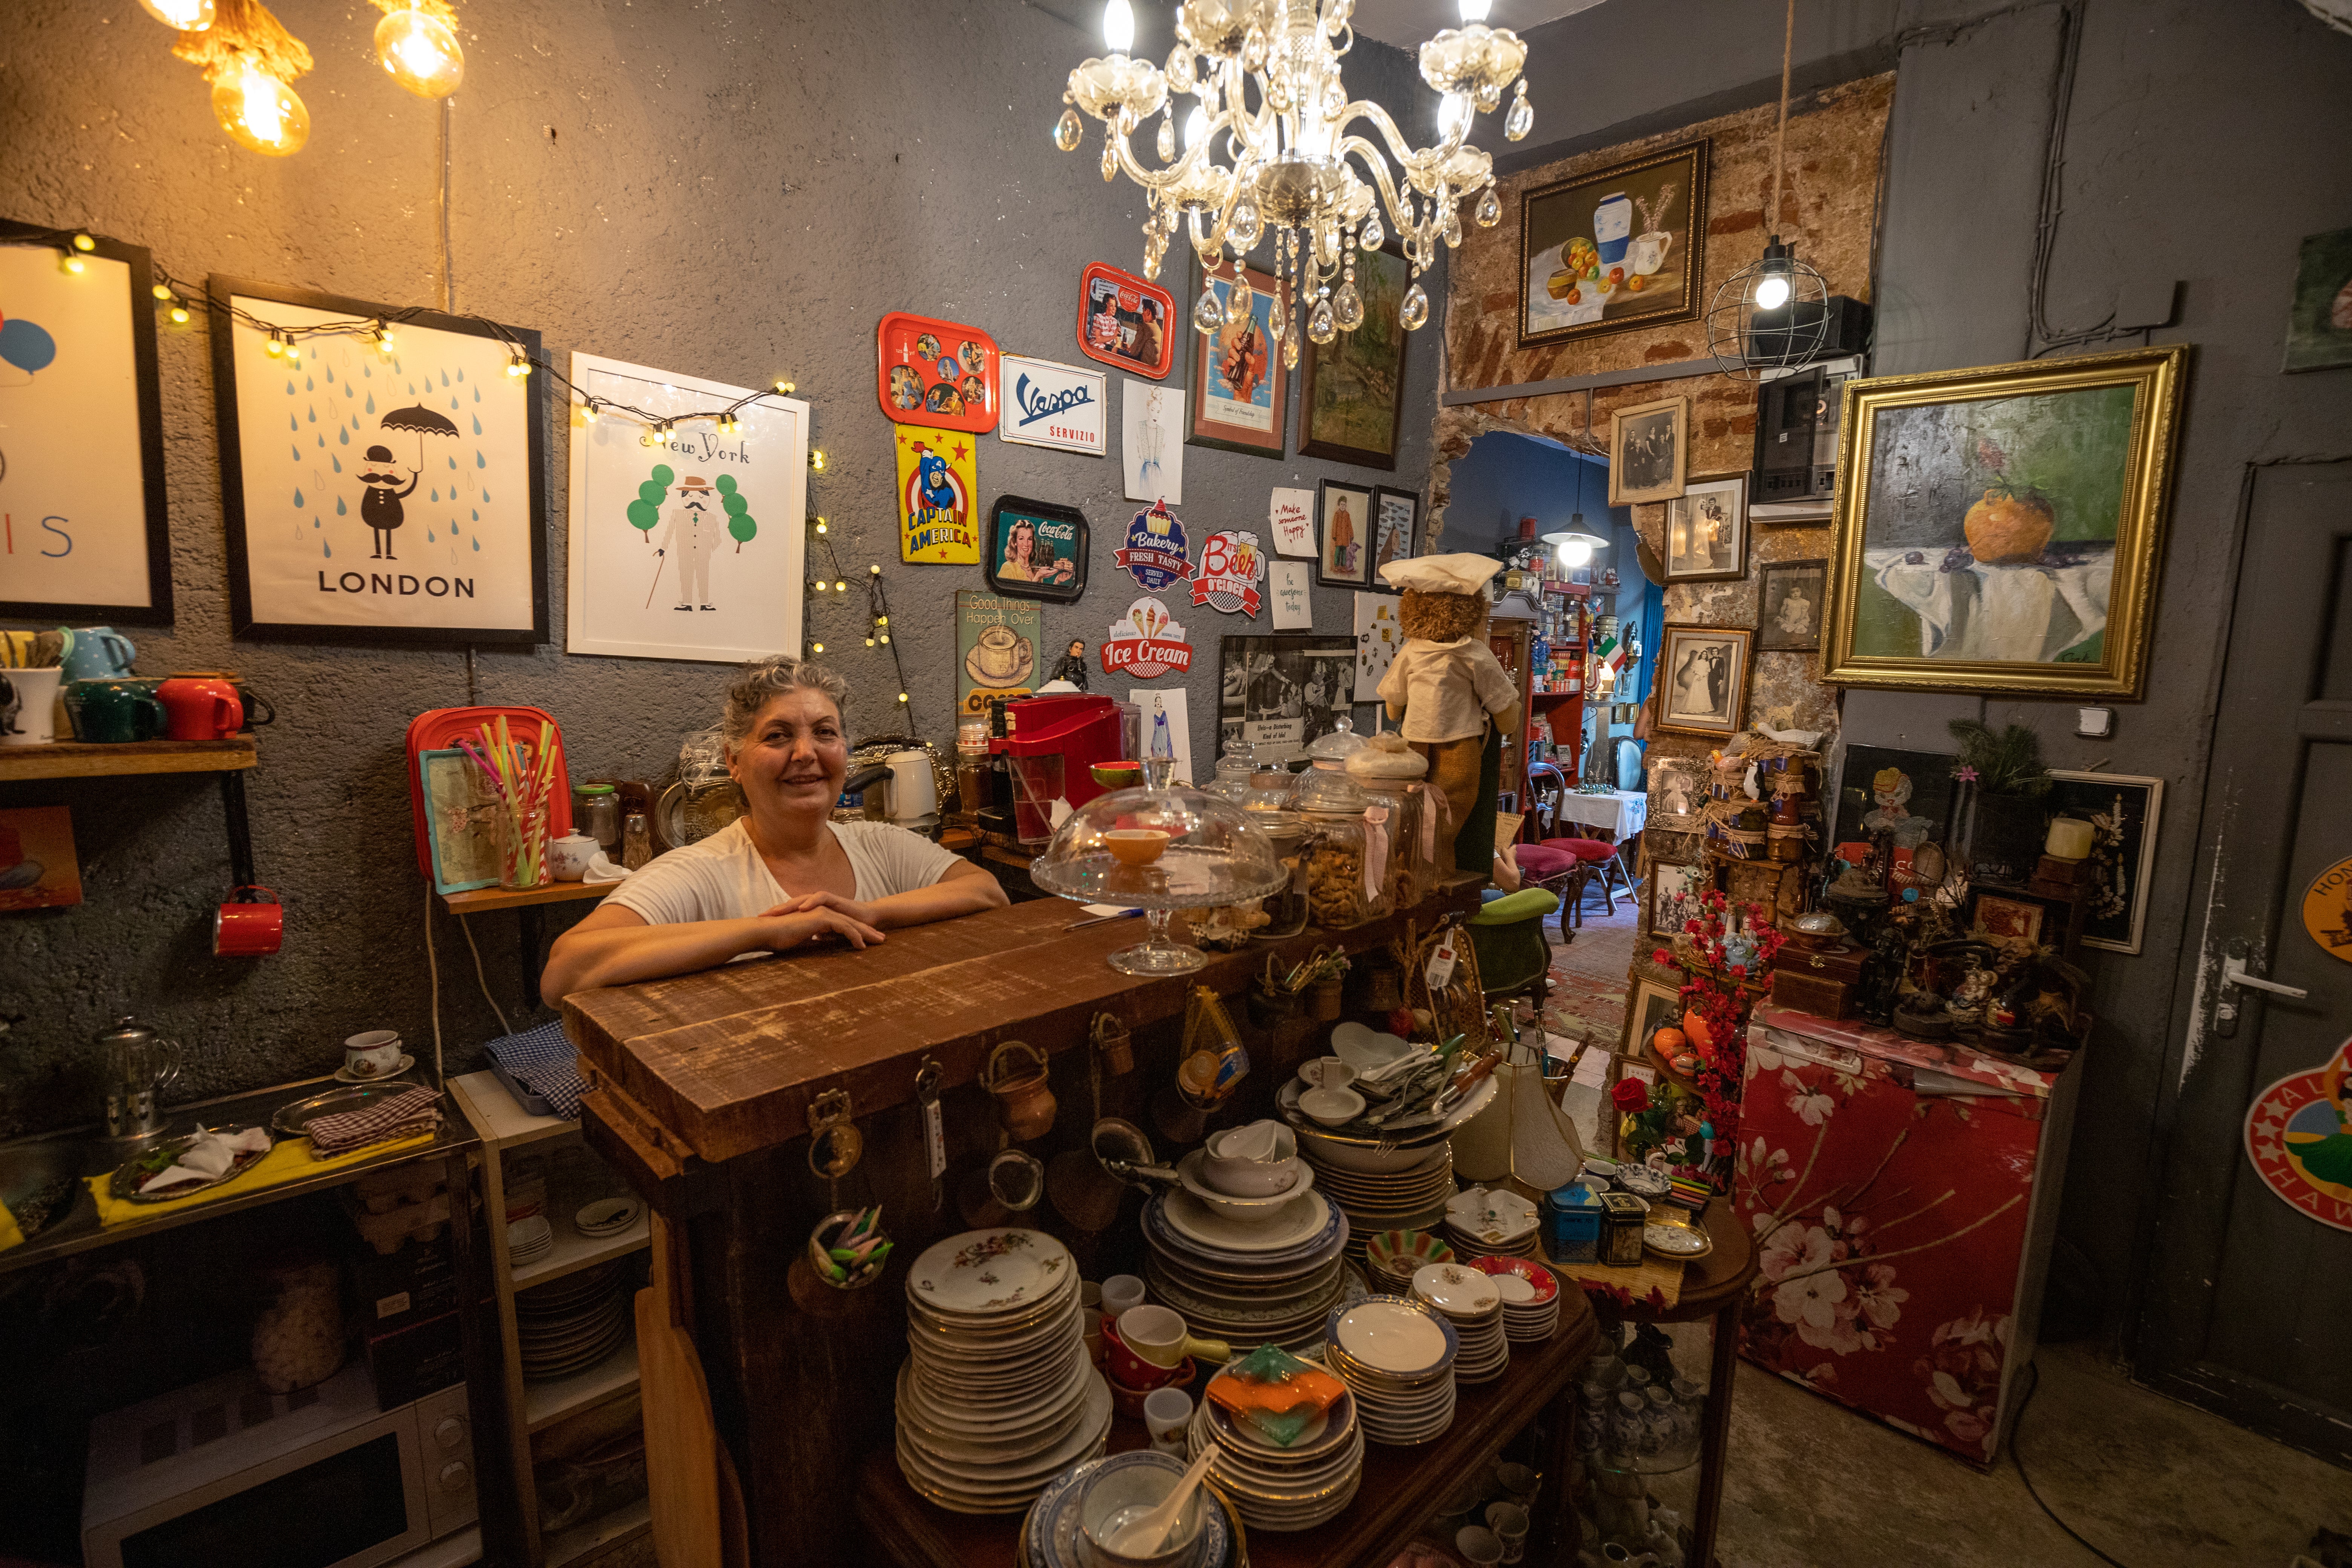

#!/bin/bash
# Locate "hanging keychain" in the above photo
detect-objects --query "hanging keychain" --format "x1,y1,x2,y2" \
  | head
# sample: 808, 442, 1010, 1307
916, 1056, 947, 1213
804, 1087, 891, 1291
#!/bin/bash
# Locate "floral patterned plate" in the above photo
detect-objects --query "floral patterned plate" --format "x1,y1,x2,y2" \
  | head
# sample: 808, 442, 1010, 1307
1643, 1220, 1713, 1259
1468, 1254, 1561, 1305
908, 1228, 1075, 1317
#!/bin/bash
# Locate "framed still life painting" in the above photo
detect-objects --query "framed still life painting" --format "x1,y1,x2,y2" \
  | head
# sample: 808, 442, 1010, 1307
1819, 346, 2187, 699
1188, 258, 1287, 458
209, 276, 548, 644
0, 221, 173, 625
1655, 623, 1752, 739
1298, 242, 1411, 470
1519, 138, 1709, 349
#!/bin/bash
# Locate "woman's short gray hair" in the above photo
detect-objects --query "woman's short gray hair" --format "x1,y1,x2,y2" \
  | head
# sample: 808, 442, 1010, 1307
722, 655, 850, 745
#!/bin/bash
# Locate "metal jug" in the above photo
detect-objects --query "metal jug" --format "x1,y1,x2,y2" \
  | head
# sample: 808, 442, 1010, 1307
96, 1016, 182, 1141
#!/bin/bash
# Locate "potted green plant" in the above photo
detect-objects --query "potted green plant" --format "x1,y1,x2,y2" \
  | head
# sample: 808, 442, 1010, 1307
1948, 719, 2052, 885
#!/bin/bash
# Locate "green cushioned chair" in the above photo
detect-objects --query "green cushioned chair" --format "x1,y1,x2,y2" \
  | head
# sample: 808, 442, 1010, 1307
1467, 888, 1560, 1011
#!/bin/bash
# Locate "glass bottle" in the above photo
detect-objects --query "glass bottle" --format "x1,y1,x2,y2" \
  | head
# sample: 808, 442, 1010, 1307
621, 810, 653, 870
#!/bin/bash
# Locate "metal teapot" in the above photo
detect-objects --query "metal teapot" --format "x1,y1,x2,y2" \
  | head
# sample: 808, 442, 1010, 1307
96, 1016, 182, 1142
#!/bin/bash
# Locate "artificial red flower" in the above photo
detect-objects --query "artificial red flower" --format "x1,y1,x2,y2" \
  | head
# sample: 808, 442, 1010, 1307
1610, 1077, 1652, 1112
1652, 948, 1673, 966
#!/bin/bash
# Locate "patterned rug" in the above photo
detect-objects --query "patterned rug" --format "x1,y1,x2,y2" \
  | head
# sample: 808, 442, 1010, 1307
1540, 876, 1642, 1050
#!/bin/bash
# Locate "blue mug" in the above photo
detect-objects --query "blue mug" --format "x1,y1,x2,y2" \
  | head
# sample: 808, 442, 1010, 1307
61, 626, 137, 683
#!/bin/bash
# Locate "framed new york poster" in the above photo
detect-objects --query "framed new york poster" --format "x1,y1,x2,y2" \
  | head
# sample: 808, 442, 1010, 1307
565, 352, 808, 662
208, 276, 548, 644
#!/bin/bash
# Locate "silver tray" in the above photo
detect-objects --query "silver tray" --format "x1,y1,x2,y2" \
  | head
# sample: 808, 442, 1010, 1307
271, 1081, 432, 1137
110, 1125, 273, 1203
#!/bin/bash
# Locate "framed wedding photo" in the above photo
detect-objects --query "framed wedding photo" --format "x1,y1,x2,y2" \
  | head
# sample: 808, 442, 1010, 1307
1663, 472, 1748, 585
1609, 395, 1687, 505
1655, 623, 1752, 739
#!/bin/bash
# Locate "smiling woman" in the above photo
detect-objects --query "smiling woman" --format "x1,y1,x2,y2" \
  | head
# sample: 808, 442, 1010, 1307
538, 655, 1006, 1003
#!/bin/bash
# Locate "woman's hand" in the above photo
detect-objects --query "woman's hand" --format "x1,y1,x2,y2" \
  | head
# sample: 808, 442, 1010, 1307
760, 900, 885, 950
763, 890, 882, 930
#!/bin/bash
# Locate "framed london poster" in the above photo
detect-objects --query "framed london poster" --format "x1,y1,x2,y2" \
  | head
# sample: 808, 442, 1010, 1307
208, 276, 548, 644
565, 352, 808, 662
1519, 138, 1709, 349
1188, 258, 1287, 458
0, 220, 173, 624
1298, 242, 1410, 470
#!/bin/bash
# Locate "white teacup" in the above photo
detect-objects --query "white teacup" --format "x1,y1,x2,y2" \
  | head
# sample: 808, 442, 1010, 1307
345, 1029, 403, 1078
549, 832, 599, 882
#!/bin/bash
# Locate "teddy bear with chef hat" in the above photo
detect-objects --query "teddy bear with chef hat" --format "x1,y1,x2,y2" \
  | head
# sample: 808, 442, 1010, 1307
1375, 553, 1523, 874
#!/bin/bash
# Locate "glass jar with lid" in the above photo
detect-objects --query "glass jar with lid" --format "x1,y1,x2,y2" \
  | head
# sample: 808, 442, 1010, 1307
1206, 740, 1258, 805
1346, 734, 1430, 908
1248, 808, 1315, 938
1292, 762, 1393, 929
1245, 766, 1297, 814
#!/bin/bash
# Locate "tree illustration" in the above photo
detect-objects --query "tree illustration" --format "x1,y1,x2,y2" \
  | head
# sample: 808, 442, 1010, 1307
628, 463, 674, 540
719, 473, 756, 552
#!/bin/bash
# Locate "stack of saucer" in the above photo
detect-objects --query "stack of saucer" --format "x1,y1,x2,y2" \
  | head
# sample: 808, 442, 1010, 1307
1143, 1188, 1348, 1351
1363, 1229, 1453, 1295
506, 1215, 554, 1267
1442, 1186, 1539, 1262
895, 1228, 1112, 1514
1185, 1362, 1364, 1533
1470, 1255, 1562, 1344
1411, 1262, 1508, 1386
1300, 1142, 1456, 1264
574, 1197, 641, 1239
1322, 1296, 1458, 1446
515, 1261, 629, 1380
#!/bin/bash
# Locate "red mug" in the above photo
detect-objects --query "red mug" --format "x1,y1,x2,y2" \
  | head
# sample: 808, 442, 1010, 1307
159, 677, 243, 741
1101, 1316, 1188, 1394
214, 887, 283, 956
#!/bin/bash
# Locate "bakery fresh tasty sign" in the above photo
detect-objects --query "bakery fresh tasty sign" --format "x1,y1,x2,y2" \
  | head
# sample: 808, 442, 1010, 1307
997, 355, 1105, 457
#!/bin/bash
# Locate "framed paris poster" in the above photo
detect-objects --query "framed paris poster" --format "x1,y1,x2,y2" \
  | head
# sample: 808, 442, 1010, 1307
208, 276, 548, 643
0, 220, 173, 624
1187, 257, 1286, 458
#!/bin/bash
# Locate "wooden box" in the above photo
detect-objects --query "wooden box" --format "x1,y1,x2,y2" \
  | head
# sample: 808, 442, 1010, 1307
1771, 942, 1867, 1021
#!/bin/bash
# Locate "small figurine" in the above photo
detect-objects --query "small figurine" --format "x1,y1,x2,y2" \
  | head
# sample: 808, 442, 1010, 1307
1049, 637, 1090, 691
1857, 919, 1911, 1026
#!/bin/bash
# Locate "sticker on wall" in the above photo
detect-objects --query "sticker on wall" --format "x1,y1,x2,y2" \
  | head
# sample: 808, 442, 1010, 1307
1269, 561, 1312, 629
1191, 529, 1264, 618
983, 496, 1087, 603
1101, 596, 1193, 679
956, 590, 1040, 717
1116, 501, 1190, 594
1354, 592, 1403, 702
997, 354, 1105, 456
876, 312, 998, 434
1269, 486, 1317, 558
2301, 854, 2352, 962
2244, 1034, 2352, 1233
0, 806, 83, 913
1078, 262, 1176, 381
1122, 377, 1182, 503
894, 425, 979, 563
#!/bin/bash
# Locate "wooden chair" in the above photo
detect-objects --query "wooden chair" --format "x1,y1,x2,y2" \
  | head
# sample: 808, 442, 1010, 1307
1540, 835, 1635, 921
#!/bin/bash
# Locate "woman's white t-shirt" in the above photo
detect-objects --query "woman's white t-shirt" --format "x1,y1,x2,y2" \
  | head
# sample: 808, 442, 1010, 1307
604, 819, 963, 927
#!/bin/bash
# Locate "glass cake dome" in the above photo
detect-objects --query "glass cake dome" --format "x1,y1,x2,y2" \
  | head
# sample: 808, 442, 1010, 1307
1031, 784, 1288, 974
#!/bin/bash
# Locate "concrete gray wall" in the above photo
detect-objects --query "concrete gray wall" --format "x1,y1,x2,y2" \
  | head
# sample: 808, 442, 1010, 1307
0, 0, 1446, 1133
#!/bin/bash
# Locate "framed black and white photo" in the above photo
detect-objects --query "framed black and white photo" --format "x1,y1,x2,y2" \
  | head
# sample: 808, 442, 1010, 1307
2047, 769, 2164, 954
1757, 557, 1827, 652
1656, 623, 1752, 739
1664, 472, 1748, 585
1620, 976, 1686, 1057
1647, 859, 1708, 940
210, 276, 548, 644
1648, 754, 1706, 829
0, 221, 173, 624
1217, 633, 1355, 764
1370, 485, 1419, 582
1609, 395, 1687, 506
1316, 478, 1373, 589
984, 495, 1088, 603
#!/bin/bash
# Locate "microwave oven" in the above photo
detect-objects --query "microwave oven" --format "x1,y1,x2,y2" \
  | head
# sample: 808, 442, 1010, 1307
83, 1360, 478, 1568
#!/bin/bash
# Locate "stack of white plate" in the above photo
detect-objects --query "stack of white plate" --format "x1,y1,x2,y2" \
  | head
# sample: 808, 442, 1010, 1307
1470, 1256, 1563, 1344
1142, 1188, 1349, 1351
1322, 1296, 1459, 1446
1298, 1142, 1455, 1263
1184, 1360, 1364, 1533
894, 1228, 1112, 1514
574, 1197, 642, 1238
1411, 1262, 1508, 1386
506, 1215, 553, 1266
515, 1262, 629, 1380
1441, 1186, 1540, 1263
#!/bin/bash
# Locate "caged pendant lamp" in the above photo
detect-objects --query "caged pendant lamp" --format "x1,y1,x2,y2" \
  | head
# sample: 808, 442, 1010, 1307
1704, 0, 1833, 379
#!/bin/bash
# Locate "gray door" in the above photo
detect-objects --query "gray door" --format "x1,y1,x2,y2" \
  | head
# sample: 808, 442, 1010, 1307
2139, 461, 2352, 1464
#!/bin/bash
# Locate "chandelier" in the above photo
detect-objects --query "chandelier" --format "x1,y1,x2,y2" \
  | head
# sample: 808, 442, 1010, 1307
1055, 0, 1534, 365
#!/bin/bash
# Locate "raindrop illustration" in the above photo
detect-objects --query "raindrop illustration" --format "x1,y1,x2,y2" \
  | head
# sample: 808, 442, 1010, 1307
472, 387, 480, 403
362, 363, 371, 377
481, 487, 490, 502
476, 451, 485, 469
338, 427, 349, 445
317, 436, 325, 449
452, 519, 462, 534
448, 455, 456, 469
331, 455, 341, 473
344, 383, 354, 398
470, 509, 478, 521
430, 487, 440, 503
441, 370, 450, 387
407, 382, 416, 395
366, 394, 376, 413
472, 537, 481, 553
314, 518, 321, 528
472, 416, 481, 435
336, 497, 347, 514
294, 487, 305, 506
323, 541, 333, 558
428, 530, 436, 542
450, 396, 459, 410
288, 414, 299, 433
324, 366, 334, 383
290, 443, 302, 461
305, 376, 314, 391
307, 406, 316, 423
285, 380, 296, 396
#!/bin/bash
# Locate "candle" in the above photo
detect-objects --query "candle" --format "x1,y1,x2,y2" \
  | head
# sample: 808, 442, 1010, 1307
2046, 816, 2095, 860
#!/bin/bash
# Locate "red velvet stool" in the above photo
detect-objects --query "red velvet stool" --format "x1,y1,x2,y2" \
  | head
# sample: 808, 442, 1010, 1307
1540, 835, 1635, 923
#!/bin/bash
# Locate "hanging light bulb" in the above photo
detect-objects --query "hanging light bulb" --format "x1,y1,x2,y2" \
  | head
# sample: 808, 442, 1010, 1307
1183, 106, 1208, 152
169, 303, 191, 324
153, 283, 175, 301
211, 58, 309, 155
809, 448, 828, 471
58, 251, 86, 276
580, 400, 599, 423
810, 641, 825, 654
263, 329, 282, 358
1101, 0, 1134, 53
284, 337, 301, 362
814, 518, 828, 534
773, 378, 796, 395
1458, 0, 1493, 19
375, 7, 464, 99
1752, 239, 1794, 311
139, 0, 215, 30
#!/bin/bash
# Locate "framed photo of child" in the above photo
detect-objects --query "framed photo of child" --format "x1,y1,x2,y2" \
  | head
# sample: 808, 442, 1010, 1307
1316, 479, 1374, 589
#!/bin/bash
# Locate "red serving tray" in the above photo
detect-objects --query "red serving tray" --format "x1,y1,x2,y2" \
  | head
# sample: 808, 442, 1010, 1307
876, 312, 1000, 434
405, 705, 574, 879
1075, 262, 1176, 380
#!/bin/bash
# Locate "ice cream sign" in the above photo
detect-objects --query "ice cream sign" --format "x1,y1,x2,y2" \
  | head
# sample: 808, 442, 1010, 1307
1190, 528, 1263, 618
1100, 596, 1193, 679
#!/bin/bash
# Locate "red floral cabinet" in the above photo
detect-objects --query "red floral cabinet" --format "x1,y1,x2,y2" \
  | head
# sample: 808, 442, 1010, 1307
1732, 1005, 2082, 1466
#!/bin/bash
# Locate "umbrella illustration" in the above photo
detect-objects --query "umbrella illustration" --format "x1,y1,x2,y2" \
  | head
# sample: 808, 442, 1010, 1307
380, 403, 459, 469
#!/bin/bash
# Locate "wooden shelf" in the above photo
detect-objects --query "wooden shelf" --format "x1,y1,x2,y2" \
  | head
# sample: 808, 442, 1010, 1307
544, 1496, 651, 1568
0, 736, 256, 781
442, 879, 611, 915
514, 1207, 651, 1289
1530, 690, 1586, 703
525, 1338, 640, 1433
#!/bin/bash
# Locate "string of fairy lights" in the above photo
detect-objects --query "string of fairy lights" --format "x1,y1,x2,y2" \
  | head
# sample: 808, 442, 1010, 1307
30, 221, 922, 730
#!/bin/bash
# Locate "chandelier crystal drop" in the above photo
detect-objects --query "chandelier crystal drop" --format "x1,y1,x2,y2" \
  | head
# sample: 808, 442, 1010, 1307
1056, 0, 1531, 342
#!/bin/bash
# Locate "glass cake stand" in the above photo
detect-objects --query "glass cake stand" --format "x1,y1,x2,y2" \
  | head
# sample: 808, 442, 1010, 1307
1031, 785, 1287, 974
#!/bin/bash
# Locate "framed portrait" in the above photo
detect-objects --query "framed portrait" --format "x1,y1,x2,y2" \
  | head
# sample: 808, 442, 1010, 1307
1188, 258, 1287, 458
1663, 472, 1746, 583
1519, 138, 1709, 349
566, 352, 807, 662
1655, 623, 1752, 739
1078, 262, 1176, 380
1648, 860, 1708, 940
1298, 242, 1411, 470
1315, 479, 1374, 589
419, 749, 497, 894
1620, 976, 1687, 1057
1370, 486, 1420, 582
983, 495, 1087, 603
1831, 745, 1958, 853
1647, 755, 1706, 829
1756, 558, 1828, 652
209, 276, 547, 644
1217, 634, 1356, 765
0, 221, 173, 625
1609, 396, 1687, 505
1819, 345, 2187, 699
1970, 893, 2046, 946
2047, 769, 2164, 954
2285, 226, 2352, 374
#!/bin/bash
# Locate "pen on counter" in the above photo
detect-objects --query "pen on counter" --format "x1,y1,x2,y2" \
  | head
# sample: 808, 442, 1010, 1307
1065, 909, 1145, 931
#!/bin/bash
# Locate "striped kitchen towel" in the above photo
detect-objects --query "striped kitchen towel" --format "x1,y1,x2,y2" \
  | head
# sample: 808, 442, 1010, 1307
308, 1086, 444, 1158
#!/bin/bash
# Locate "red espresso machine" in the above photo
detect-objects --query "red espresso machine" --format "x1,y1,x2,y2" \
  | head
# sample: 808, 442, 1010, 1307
995, 694, 1140, 845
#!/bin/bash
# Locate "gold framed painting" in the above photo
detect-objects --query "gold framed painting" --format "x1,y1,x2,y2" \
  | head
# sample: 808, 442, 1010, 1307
1819, 345, 2187, 699
1519, 138, 1709, 349
1609, 395, 1687, 505
1656, 623, 1752, 739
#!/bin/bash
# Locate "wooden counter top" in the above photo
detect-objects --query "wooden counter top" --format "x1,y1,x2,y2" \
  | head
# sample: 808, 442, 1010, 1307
564, 882, 1479, 1167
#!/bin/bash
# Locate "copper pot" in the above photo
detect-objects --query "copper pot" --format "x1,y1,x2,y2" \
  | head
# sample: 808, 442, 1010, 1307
981, 1040, 1057, 1142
